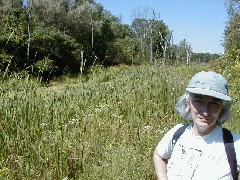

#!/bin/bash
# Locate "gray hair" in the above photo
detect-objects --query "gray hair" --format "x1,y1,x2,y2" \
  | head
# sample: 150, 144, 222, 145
174, 92, 231, 124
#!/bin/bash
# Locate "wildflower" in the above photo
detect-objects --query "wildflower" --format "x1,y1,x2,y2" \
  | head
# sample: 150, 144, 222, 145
142, 125, 151, 133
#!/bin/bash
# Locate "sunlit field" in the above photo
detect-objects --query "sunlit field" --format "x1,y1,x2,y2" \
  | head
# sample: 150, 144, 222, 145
0, 65, 239, 179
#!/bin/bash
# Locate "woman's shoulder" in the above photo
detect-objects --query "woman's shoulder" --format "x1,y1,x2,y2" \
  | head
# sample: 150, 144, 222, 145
228, 131, 240, 160
172, 123, 191, 130
160, 124, 187, 140
220, 128, 240, 148
167, 123, 192, 137
231, 131, 240, 143
171, 123, 192, 132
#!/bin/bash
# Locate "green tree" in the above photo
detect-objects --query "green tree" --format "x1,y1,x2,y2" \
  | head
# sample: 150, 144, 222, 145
1, 0, 23, 9
214, 0, 240, 91
95, 19, 115, 65
30, 0, 68, 30
224, 0, 240, 50
131, 18, 148, 59
30, 27, 81, 79
225, 0, 240, 16
224, 13, 240, 50
177, 38, 192, 65
0, 8, 29, 71
192, 52, 220, 63
111, 20, 141, 65
131, 17, 171, 64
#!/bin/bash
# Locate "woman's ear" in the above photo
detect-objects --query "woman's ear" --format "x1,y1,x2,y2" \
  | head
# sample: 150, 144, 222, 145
219, 109, 225, 119
186, 93, 191, 108
185, 100, 191, 114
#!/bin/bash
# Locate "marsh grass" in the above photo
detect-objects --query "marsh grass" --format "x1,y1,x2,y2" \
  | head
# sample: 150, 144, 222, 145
0, 65, 239, 179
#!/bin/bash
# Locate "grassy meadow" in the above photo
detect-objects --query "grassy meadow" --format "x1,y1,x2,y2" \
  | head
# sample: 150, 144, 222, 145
0, 64, 239, 179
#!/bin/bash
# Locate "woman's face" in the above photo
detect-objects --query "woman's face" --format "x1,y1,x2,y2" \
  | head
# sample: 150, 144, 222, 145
188, 93, 224, 136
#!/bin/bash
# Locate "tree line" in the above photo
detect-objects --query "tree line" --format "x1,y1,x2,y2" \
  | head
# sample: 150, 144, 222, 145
0, 0, 223, 81
215, 0, 240, 91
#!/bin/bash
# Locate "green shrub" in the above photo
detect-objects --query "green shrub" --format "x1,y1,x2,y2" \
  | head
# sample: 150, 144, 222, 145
31, 57, 57, 81
30, 27, 82, 76
0, 9, 83, 80
0, 8, 29, 70
211, 48, 240, 100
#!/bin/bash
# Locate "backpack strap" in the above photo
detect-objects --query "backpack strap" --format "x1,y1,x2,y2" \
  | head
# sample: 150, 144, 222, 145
172, 124, 189, 148
222, 128, 238, 180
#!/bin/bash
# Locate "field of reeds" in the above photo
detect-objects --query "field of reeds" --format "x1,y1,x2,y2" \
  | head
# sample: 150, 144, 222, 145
0, 64, 239, 179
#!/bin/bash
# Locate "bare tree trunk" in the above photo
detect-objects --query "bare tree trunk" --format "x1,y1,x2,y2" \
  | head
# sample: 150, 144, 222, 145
176, 52, 179, 65
159, 32, 172, 65
162, 40, 167, 64
150, 35, 153, 64
186, 50, 191, 65
80, 51, 86, 75
26, 7, 31, 66
149, 9, 155, 65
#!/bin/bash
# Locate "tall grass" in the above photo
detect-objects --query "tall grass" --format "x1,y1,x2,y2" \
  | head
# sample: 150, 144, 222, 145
0, 65, 239, 179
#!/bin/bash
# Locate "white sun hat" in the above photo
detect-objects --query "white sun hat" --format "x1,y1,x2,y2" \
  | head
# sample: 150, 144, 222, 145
186, 71, 231, 101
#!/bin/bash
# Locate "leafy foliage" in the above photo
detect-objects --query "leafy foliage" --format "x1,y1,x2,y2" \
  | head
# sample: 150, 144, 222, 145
215, 0, 240, 100
211, 47, 240, 100
0, 1, 224, 81
30, 27, 82, 77
0, 8, 28, 71
0, 8, 82, 80
131, 18, 171, 63
224, 13, 240, 50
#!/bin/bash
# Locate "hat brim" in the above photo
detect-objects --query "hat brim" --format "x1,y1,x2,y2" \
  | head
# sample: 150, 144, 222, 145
186, 87, 231, 101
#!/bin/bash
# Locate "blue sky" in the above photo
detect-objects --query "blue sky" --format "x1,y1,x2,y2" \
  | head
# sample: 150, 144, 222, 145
95, 0, 228, 54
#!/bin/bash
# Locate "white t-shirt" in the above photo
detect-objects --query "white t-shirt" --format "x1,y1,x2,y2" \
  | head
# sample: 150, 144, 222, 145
156, 124, 240, 180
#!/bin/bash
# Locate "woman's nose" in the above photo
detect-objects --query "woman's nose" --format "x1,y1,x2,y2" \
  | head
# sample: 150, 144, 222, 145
201, 104, 210, 116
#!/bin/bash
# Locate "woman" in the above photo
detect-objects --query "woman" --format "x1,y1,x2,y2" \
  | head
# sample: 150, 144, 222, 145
153, 71, 240, 180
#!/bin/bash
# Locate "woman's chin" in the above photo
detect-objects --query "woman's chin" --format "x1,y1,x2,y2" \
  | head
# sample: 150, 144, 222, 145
194, 120, 217, 135
194, 121, 216, 136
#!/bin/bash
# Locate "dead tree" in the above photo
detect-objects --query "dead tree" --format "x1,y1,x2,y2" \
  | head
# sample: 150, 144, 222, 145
26, 1, 32, 66
186, 48, 192, 65
159, 32, 172, 64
